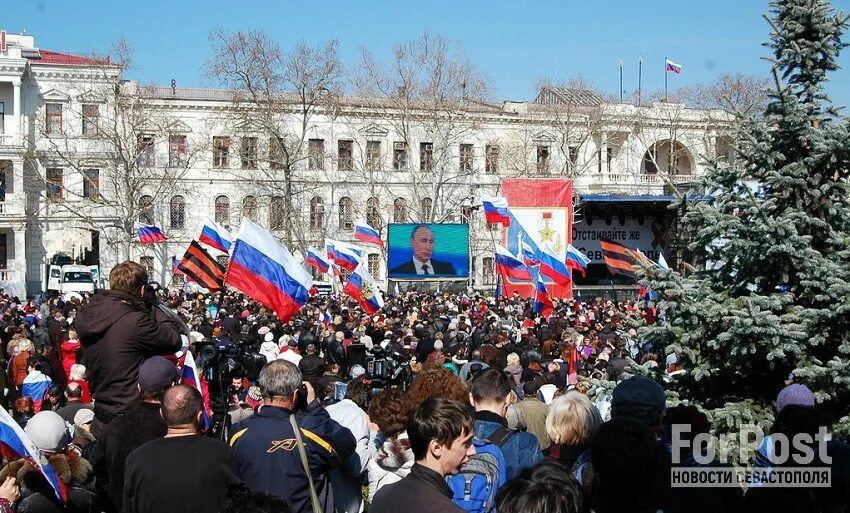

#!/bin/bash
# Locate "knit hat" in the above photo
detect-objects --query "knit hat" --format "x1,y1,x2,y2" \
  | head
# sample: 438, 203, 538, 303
776, 384, 815, 412
612, 376, 666, 413
73, 408, 95, 427
25, 411, 72, 453
350, 365, 366, 379
138, 356, 179, 392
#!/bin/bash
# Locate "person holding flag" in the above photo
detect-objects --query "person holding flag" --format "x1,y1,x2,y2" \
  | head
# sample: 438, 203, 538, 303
343, 262, 384, 315
566, 244, 590, 277
198, 221, 233, 253
534, 274, 554, 319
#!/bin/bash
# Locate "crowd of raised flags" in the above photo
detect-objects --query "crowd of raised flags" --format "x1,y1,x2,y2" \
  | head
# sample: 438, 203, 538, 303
132, 196, 667, 325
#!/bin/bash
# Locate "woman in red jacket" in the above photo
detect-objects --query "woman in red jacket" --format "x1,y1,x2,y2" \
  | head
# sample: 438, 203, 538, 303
60, 328, 80, 377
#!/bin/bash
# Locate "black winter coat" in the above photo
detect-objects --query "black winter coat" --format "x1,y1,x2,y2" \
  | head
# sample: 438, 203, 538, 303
75, 290, 182, 423
1, 450, 98, 513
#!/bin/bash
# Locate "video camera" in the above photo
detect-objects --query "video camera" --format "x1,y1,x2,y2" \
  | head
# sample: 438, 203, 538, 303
364, 345, 410, 390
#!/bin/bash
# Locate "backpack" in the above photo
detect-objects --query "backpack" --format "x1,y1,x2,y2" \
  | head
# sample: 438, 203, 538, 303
447, 426, 513, 513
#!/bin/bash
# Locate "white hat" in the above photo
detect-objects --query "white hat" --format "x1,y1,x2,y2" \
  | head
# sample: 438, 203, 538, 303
25, 411, 73, 453
258, 326, 270, 336
264, 332, 274, 342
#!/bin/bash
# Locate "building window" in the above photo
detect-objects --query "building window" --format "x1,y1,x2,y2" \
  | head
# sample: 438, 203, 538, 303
393, 198, 408, 223
170, 195, 185, 229
338, 140, 353, 171
242, 195, 258, 222
367, 253, 379, 278
0, 233, 6, 270
138, 195, 154, 224
269, 137, 284, 170
536, 145, 550, 174
169, 135, 187, 167
82, 104, 99, 135
0, 102, 5, 134
461, 205, 473, 223
482, 257, 495, 286
568, 146, 579, 170
240, 137, 258, 169
309, 139, 325, 170
46, 168, 63, 201
216, 255, 229, 268
83, 169, 99, 199
140, 256, 154, 280
310, 196, 324, 231
138, 135, 155, 167
606, 147, 613, 173
214, 195, 230, 225
366, 197, 380, 227
485, 145, 499, 174
0, 161, 9, 201
338, 196, 353, 230
421, 197, 433, 221
420, 142, 433, 172
460, 144, 473, 173
269, 196, 285, 230
45, 103, 63, 135
171, 256, 185, 287
213, 136, 230, 168
393, 142, 408, 171
366, 141, 381, 171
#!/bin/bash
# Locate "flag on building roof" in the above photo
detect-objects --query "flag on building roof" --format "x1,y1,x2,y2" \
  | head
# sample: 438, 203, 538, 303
665, 58, 682, 74
306, 247, 331, 274
353, 221, 384, 247
326, 239, 363, 272
177, 241, 226, 291
343, 262, 384, 315
137, 225, 166, 244
566, 244, 590, 277
538, 242, 571, 286
481, 196, 511, 226
0, 407, 67, 502
533, 274, 554, 319
494, 245, 533, 282
180, 350, 210, 430
199, 221, 232, 253
226, 218, 312, 321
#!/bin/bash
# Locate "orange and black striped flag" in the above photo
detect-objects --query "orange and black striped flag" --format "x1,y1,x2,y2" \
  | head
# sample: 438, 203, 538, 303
178, 240, 226, 291
600, 239, 641, 278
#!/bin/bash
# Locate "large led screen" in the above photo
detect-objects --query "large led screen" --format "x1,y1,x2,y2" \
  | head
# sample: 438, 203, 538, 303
387, 224, 469, 280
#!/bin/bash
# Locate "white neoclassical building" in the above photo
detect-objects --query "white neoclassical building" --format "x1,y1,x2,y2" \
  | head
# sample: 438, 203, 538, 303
0, 31, 734, 297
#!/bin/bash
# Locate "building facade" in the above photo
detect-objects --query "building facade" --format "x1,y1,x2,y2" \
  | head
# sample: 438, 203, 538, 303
0, 32, 734, 297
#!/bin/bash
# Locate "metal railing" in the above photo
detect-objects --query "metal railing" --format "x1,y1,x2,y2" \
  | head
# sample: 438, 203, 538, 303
585, 173, 696, 185
0, 270, 16, 282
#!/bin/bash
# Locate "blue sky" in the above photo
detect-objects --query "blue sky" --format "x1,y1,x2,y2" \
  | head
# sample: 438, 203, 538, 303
5, 0, 850, 108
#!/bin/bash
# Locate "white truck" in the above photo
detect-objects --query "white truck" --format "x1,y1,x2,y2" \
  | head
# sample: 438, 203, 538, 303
45, 262, 100, 295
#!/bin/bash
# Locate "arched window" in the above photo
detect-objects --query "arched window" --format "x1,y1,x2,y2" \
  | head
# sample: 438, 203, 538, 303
339, 197, 353, 230
393, 198, 408, 223
310, 196, 325, 230
420, 197, 433, 222
366, 197, 381, 228
269, 196, 285, 230
214, 195, 230, 225
242, 195, 258, 222
138, 195, 154, 224
642, 140, 692, 176
169, 195, 185, 229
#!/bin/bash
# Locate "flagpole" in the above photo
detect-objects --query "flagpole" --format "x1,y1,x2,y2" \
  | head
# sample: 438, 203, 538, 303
664, 56, 668, 101
638, 57, 642, 107
619, 59, 623, 103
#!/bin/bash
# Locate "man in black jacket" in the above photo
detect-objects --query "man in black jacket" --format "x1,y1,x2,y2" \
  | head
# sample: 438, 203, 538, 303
75, 261, 184, 437
371, 397, 475, 513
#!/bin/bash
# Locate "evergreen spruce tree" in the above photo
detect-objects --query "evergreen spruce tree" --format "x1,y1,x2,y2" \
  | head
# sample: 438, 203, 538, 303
641, 0, 850, 448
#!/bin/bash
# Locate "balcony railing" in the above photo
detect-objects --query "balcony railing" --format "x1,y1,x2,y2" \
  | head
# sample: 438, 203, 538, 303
0, 133, 20, 147
0, 270, 17, 282
585, 173, 697, 186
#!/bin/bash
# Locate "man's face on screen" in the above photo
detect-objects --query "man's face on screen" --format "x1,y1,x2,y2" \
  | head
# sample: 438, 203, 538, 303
411, 227, 435, 262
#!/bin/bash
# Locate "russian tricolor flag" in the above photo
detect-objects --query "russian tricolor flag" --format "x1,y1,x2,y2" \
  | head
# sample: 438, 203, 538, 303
199, 221, 232, 253
326, 239, 363, 272
481, 196, 511, 226
0, 407, 67, 502
306, 247, 331, 273
665, 58, 682, 74
566, 244, 590, 277
534, 274, 554, 319
225, 218, 313, 321
343, 262, 384, 315
318, 310, 332, 326
538, 242, 572, 286
180, 349, 211, 430
354, 221, 384, 247
138, 225, 167, 244
494, 245, 533, 282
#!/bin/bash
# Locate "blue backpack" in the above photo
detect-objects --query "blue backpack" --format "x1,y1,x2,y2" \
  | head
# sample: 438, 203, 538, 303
447, 427, 512, 513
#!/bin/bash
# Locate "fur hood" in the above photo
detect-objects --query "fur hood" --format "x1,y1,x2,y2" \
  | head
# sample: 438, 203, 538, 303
375, 431, 414, 471
1, 449, 94, 496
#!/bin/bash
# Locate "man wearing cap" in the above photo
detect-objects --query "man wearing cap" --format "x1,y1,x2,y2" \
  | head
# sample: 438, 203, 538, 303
89, 356, 178, 513
75, 261, 184, 438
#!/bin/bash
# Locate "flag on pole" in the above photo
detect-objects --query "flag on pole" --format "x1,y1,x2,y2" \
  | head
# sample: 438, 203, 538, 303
343, 262, 384, 315
326, 239, 363, 272
180, 350, 211, 430
494, 245, 533, 282
0, 407, 67, 502
481, 196, 511, 226
199, 221, 233, 253
665, 59, 682, 74
566, 244, 590, 277
137, 225, 166, 244
599, 239, 651, 278
226, 218, 313, 321
306, 248, 331, 273
533, 274, 554, 319
538, 243, 572, 286
177, 241, 226, 291
353, 221, 384, 247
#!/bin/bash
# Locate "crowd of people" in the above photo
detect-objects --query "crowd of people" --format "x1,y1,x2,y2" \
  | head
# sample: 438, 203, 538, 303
0, 260, 846, 513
